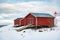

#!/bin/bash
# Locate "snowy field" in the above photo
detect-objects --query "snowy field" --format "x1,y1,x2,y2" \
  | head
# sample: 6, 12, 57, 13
0, 16, 60, 40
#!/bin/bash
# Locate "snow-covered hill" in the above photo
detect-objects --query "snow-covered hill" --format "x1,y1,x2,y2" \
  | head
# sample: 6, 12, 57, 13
0, 16, 60, 40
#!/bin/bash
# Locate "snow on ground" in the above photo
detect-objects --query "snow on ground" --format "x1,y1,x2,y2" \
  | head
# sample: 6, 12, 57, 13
0, 16, 60, 40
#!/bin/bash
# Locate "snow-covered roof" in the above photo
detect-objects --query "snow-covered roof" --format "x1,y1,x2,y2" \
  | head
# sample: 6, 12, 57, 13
15, 18, 23, 21
31, 13, 54, 17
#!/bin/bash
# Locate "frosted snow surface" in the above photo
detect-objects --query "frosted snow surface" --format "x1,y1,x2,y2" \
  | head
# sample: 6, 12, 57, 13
0, 16, 60, 40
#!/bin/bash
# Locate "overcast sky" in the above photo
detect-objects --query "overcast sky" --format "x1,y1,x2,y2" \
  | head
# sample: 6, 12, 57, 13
0, 0, 60, 25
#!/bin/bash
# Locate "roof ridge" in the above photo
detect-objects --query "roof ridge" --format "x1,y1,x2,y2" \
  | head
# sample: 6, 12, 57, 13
30, 13, 54, 17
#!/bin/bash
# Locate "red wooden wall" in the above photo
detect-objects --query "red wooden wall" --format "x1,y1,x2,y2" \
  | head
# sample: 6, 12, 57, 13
14, 20, 20, 26
14, 13, 54, 27
37, 17, 54, 27
19, 13, 36, 26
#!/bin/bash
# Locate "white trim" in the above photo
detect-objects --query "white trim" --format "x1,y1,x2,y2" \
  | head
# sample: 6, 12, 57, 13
36, 17, 37, 29
54, 14, 57, 27
20, 20, 21, 26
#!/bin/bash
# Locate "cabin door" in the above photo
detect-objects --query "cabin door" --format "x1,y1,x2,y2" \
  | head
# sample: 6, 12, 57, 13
27, 18, 34, 25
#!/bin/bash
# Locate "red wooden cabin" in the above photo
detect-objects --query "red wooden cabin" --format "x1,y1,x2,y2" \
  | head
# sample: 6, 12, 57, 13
14, 13, 55, 27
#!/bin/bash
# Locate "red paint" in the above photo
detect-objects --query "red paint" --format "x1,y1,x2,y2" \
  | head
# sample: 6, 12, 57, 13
14, 20, 20, 26
37, 17, 54, 27
14, 13, 55, 27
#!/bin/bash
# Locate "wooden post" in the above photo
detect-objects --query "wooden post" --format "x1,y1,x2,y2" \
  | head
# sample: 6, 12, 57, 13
20, 20, 21, 26
55, 15, 57, 27
36, 17, 37, 30
54, 12, 57, 27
